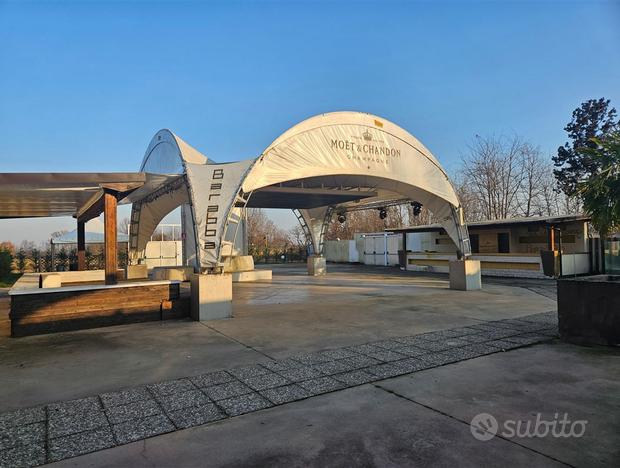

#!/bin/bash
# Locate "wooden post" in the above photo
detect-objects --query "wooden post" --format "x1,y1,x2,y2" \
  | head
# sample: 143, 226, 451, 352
548, 226, 555, 251
104, 190, 118, 285
77, 220, 86, 271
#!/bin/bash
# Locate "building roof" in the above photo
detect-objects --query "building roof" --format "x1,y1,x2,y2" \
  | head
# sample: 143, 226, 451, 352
0, 172, 181, 219
388, 214, 591, 234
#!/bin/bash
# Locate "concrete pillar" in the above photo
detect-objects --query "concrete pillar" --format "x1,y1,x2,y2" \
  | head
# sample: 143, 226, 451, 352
449, 259, 481, 291
190, 273, 232, 320
307, 255, 326, 276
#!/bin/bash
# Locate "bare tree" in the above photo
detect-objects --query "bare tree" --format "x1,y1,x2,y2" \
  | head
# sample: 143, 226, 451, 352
461, 135, 527, 220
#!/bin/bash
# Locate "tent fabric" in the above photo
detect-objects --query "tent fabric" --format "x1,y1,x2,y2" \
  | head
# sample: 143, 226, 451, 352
240, 112, 468, 256
127, 111, 471, 271
130, 129, 210, 266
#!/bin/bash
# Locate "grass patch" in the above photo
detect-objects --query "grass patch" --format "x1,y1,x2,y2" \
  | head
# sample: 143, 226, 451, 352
0, 272, 21, 288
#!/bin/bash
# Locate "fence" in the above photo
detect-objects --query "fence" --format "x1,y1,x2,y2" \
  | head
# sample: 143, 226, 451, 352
606, 240, 620, 274
250, 246, 308, 264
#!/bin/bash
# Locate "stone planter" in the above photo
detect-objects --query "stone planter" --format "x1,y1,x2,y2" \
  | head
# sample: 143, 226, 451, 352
557, 275, 620, 346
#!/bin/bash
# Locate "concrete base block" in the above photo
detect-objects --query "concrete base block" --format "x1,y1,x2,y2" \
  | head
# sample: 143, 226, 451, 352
152, 266, 195, 281
232, 270, 272, 282
39, 273, 61, 288
126, 264, 148, 280
223, 255, 255, 273
307, 255, 327, 276
449, 259, 481, 291
190, 273, 232, 321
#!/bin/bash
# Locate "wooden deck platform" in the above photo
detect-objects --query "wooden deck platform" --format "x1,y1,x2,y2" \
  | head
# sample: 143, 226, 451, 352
8, 280, 189, 337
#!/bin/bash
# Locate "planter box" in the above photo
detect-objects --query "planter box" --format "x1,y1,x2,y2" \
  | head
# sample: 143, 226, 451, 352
557, 275, 620, 346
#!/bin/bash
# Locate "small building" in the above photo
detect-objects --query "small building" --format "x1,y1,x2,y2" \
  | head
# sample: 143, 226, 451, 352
389, 214, 594, 278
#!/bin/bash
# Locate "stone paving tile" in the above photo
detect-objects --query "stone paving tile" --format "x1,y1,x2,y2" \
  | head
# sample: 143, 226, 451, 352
370, 339, 407, 350
168, 403, 226, 429
366, 363, 408, 379
105, 399, 162, 424
218, 393, 273, 417
0, 406, 46, 429
459, 333, 497, 344
494, 320, 549, 332
289, 352, 333, 366
202, 381, 253, 401
504, 334, 552, 345
316, 348, 360, 360
48, 409, 109, 439
337, 355, 382, 370
298, 377, 345, 395
392, 335, 435, 346
414, 338, 470, 352
435, 344, 500, 362
277, 365, 324, 382
365, 349, 407, 363
397, 356, 440, 372
516, 312, 557, 324
346, 343, 385, 355
428, 328, 473, 339
259, 358, 304, 372
0, 443, 46, 468
239, 372, 291, 391
0, 421, 45, 450
332, 370, 378, 386
48, 396, 101, 417
190, 370, 235, 388
48, 426, 115, 463
228, 364, 272, 380
448, 326, 484, 336
112, 414, 175, 445
538, 327, 559, 337
391, 345, 430, 357
259, 384, 312, 405
472, 328, 521, 340
468, 323, 505, 332
311, 360, 356, 376
158, 389, 211, 413
147, 379, 195, 397
100, 386, 151, 409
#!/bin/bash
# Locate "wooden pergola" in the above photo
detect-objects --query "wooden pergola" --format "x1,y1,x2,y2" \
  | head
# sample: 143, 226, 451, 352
0, 173, 179, 284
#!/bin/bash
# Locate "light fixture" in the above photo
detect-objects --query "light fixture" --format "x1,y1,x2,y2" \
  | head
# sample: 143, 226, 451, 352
411, 201, 422, 217
337, 212, 346, 223
378, 207, 387, 220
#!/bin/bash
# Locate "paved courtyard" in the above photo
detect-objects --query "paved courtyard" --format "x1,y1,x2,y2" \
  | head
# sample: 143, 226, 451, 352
0, 265, 618, 467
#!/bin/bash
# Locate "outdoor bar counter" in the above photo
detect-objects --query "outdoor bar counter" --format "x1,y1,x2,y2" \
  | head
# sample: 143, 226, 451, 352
8, 280, 188, 337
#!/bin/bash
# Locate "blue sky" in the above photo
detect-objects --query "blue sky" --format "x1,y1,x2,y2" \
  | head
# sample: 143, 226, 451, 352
1, 0, 619, 244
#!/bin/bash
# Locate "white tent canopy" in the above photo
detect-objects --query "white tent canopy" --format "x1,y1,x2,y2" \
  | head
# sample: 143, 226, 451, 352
128, 112, 471, 272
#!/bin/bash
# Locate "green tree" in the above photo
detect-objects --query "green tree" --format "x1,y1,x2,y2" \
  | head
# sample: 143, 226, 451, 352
16, 248, 27, 273
57, 247, 68, 271
553, 98, 619, 197
577, 133, 620, 239
0, 247, 13, 277
31, 248, 41, 272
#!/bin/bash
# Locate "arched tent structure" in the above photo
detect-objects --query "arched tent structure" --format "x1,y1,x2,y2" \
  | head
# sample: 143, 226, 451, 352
128, 112, 471, 272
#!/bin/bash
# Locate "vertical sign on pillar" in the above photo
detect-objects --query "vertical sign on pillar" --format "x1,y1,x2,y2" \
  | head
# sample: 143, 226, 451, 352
203, 168, 224, 270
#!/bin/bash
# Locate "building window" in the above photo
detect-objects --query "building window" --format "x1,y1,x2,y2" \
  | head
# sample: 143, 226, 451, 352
498, 232, 510, 253
470, 234, 479, 253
